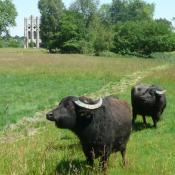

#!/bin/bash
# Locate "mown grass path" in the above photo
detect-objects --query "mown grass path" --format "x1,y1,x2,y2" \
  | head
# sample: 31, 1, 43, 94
90, 64, 170, 98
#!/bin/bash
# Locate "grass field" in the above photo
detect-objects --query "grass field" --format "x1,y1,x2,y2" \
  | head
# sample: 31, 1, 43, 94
0, 48, 175, 174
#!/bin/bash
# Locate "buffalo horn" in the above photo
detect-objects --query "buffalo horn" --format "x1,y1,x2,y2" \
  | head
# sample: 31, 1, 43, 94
155, 90, 166, 95
74, 98, 103, 109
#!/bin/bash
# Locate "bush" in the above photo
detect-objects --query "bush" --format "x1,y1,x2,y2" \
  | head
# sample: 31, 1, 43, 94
113, 20, 175, 56
29, 41, 36, 48
97, 51, 117, 57
0, 37, 22, 48
8, 39, 21, 48
61, 39, 82, 53
79, 40, 95, 54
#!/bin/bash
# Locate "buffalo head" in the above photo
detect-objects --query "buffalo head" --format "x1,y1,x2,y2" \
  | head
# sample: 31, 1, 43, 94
46, 96, 103, 129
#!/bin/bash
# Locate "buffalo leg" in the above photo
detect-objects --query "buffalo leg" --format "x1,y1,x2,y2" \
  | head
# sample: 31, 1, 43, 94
142, 115, 147, 127
100, 156, 108, 170
100, 153, 109, 170
121, 148, 127, 167
132, 112, 137, 125
84, 147, 95, 167
152, 116, 158, 128
87, 157, 94, 167
100, 145, 110, 170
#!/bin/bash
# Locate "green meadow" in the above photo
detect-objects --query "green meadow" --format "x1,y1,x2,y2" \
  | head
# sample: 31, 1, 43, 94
0, 48, 175, 174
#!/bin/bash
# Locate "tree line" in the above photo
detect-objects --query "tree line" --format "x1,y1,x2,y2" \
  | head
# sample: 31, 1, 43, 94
38, 0, 175, 57
0, 0, 175, 57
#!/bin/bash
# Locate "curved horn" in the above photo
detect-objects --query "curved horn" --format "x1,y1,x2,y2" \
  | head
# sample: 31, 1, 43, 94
155, 90, 166, 95
74, 98, 103, 109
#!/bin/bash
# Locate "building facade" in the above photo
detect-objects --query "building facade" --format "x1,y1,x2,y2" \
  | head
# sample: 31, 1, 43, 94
24, 15, 41, 48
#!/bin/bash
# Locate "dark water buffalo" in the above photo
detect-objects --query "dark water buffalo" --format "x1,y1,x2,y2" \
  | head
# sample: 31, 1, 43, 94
46, 95, 132, 169
131, 84, 166, 128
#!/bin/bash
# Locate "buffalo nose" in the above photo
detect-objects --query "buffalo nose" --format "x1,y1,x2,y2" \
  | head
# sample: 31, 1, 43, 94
46, 111, 54, 121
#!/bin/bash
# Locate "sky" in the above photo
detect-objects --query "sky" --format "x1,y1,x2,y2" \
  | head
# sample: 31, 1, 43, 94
10, 0, 175, 37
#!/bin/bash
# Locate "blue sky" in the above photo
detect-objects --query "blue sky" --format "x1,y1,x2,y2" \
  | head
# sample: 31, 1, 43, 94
10, 0, 175, 36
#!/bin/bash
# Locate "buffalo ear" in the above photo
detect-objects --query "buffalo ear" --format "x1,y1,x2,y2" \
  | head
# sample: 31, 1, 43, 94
73, 102, 93, 119
79, 110, 93, 119
75, 105, 94, 118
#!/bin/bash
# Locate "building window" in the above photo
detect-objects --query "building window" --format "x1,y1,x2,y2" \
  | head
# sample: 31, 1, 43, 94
34, 31, 37, 39
28, 31, 31, 39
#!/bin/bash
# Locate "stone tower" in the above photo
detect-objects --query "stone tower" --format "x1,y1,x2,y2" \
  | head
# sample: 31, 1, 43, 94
24, 15, 41, 48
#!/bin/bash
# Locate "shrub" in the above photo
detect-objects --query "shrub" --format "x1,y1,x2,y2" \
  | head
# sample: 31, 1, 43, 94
113, 20, 175, 57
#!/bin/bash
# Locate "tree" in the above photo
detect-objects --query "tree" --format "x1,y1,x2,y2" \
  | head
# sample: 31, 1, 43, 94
57, 10, 86, 53
155, 18, 173, 32
172, 17, 175, 31
68, 0, 104, 54
113, 20, 175, 56
38, 0, 64, 51
110, 0, 128, 23
93, 25, 114, 55
0, 0, 17, 36
98, 4, 112, 25
127, 0, 154, 21
109, 0, 154, 23
69, 0, 99, 28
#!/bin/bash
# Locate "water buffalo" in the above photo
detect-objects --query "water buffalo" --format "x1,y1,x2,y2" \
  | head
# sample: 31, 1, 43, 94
46, 95, 132, 169
131, 84, 166, 128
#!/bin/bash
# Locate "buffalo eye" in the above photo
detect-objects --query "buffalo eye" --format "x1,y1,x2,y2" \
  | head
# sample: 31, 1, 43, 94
138, 87, 141, 91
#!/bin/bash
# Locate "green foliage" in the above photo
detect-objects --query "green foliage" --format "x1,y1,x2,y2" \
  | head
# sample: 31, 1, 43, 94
109, 0, 154, 23
0, 0, 17, 36
38, 0, 175, 56
68, 0, 101, 54
97, 51, 117, 57
98, 4, 111, 25
69, 0, 99, 28
113, 20, 175, 56
28, 41, 36, 48
61, 39, 82, 53
78, 40, 95, 54
0, 37, 22, 48
57, 11, 86, 53
128, 0, 155, 21
38, 0, 64, 51
93, 25, 114, 55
